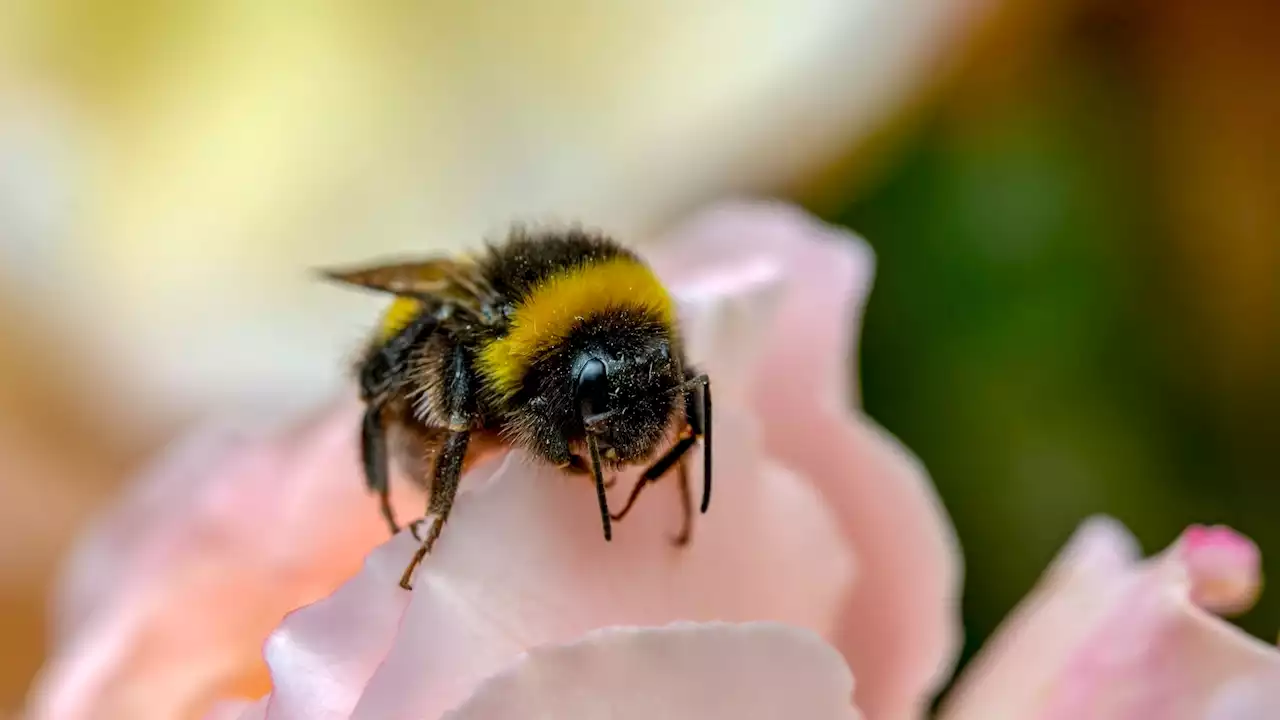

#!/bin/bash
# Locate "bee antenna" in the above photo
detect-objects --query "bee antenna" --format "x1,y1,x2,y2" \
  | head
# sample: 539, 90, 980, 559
700, 376, 712, 514
586, 434, 613, 542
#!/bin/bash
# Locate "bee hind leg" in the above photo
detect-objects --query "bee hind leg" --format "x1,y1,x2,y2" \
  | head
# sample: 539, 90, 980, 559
361, 403, 402, 536
359, 311, 442, 538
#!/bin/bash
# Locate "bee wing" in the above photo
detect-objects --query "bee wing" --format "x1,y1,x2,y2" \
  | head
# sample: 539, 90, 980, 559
320, 255, 497, 318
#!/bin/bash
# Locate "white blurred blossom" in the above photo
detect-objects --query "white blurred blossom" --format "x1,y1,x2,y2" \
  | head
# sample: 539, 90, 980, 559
0, 1, 988, 435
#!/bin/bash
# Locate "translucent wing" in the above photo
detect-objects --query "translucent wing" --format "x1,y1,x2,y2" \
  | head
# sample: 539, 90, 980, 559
320, 255, 497, 319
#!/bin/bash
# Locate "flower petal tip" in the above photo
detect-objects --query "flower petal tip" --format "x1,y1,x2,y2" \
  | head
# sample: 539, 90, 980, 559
1179, 524, 1262, 617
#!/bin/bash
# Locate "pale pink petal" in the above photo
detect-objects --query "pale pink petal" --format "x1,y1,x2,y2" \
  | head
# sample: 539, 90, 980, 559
653, 200, 963, 719
255, 532, 425, 719
251, 248, 853, 719
1204, 669, 1280, 720
1180, 524, 1261, 616
352, 451, 847, 719
938, 517, 1140, 718
27, 398, 433, 720
444, 622, 862, 720
940, 516, 1280, 720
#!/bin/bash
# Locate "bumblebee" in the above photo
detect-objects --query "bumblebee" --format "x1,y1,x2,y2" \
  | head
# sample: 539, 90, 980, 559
322, 228, 712, 589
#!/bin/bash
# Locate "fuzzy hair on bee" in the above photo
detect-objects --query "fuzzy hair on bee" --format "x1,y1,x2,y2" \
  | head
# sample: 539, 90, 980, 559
321, 227, 712, 590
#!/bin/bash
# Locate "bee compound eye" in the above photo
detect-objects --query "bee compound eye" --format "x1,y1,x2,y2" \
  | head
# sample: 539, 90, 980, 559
575, 357, 610, 417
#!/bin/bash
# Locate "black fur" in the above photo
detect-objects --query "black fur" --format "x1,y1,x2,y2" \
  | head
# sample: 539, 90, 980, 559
477, 227, 633, 305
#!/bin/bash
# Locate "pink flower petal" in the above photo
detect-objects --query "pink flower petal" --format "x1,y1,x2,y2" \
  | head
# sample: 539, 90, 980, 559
204, 700, 263, 720
355, 453, 847, 718
444, 622, 862, 720
940, 516, 1280, 720
653, 200, 963, 719
27, 399, 435, 720
256, 532, 425, 718
1180, 524, 1262, 616
1204, 669, 1280, 720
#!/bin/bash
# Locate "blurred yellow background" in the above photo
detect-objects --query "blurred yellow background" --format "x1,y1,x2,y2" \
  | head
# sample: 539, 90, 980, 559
1, 0, 1277, 713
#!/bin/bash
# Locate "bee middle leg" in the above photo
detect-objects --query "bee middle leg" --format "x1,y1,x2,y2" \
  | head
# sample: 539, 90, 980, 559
612, 430, 699, 546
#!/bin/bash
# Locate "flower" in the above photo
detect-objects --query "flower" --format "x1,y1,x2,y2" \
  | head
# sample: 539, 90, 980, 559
941, 518, 1280, 719
207, 516, 1280, 720
26, 202, 1280, 720
26, 201, 961, 719
211, 621, 865, 720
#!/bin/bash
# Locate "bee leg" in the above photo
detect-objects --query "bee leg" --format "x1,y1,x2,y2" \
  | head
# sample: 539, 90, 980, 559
560, 454, 617, 488
408, 518, 426, 541
400, 339, 476, 591
613, 371, 710, 543
673, 455, 693, 546
360, 402, 400, 536
614, 451, 693, 546
399, 430, 469, 590
613, 431, 697, 518
360, 311, 442, 538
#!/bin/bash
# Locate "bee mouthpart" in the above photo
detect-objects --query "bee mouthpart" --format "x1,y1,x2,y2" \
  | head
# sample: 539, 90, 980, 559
584, 409, 618, 432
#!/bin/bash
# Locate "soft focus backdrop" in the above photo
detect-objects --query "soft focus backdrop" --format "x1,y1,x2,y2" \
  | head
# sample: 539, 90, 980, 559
1, 0, 1276, 713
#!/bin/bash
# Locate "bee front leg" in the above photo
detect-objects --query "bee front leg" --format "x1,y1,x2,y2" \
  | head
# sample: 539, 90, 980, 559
559, 453, 617, 488
613, 371, 710, 545
407, 518, 427, 541
614, 430, 698, 544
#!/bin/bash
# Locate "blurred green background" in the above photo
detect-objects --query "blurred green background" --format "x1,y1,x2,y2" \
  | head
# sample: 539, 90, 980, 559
811, 0, 1280, 666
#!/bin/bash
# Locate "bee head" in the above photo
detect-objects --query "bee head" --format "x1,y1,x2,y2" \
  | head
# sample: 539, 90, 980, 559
505, 308, 685, 469
574, 343, 682, 466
